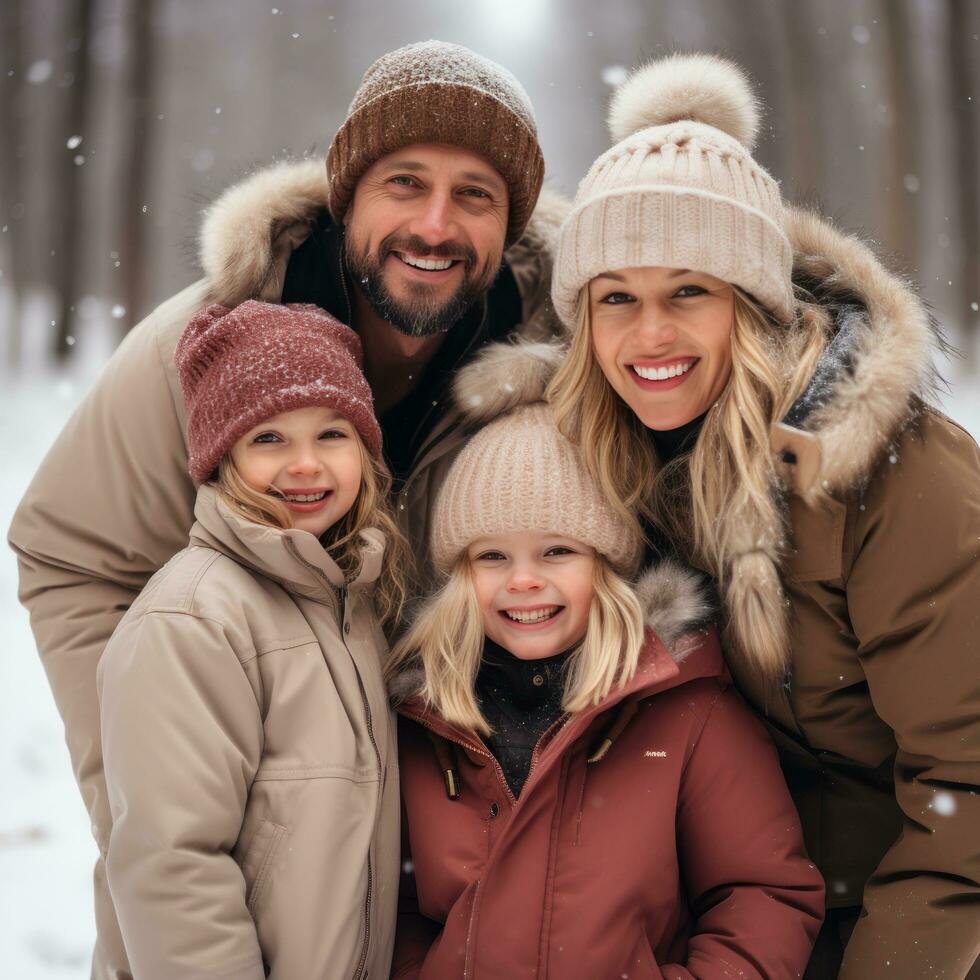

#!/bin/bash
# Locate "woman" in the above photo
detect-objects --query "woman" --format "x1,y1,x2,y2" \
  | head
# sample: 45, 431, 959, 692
539, 54, 980, 979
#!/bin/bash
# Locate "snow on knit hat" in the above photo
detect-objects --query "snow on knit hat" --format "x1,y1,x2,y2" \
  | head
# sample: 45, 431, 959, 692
327, 40, 545, 246
552, 53, 795, 326
175, 301, 382, 485
430, 402, 643, 577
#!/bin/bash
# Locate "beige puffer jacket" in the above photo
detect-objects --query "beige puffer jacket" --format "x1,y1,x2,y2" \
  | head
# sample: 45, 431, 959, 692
97, 484, 399, 980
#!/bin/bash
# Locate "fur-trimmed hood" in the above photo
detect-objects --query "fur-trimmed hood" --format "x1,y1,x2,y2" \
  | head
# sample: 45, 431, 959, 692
196, 157, 570, 341
773, 206, 944, 500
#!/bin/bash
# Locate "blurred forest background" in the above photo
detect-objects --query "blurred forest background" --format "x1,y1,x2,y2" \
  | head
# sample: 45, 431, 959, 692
0, 2, 978, 974
1, 0, 978, 367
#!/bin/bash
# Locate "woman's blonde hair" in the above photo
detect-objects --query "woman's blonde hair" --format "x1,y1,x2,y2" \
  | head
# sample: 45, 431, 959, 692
547, 287, 828, 677
215, 430, 410, 629
384, 555, 645, 736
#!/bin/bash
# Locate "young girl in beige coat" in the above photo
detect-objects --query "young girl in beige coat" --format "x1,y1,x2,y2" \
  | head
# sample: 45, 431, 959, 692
97, 301, 406, 980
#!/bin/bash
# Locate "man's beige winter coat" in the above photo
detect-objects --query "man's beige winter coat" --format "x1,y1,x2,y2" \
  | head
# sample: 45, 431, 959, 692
8, 159, 564, 979
97, 485, 398, 980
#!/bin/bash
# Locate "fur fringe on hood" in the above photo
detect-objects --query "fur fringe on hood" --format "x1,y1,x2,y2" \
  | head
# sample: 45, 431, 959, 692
634, 560, 715, 658
200, 158, 329, 308
198, 158, 570, 332
780, 206, 944, 499
451, 339, 566, 424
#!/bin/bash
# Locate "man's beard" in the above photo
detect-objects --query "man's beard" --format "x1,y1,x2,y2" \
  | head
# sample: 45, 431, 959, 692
344, 230, 501, 337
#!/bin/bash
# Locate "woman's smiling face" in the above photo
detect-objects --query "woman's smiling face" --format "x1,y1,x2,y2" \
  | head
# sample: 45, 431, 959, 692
588, 266, 736, 430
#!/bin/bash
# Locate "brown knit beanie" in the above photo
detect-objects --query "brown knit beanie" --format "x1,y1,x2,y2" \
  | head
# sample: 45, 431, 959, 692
431, 402, 643, 577
553, 53, 794, 327
175, 301, 382, 485
327, 40, 545, 246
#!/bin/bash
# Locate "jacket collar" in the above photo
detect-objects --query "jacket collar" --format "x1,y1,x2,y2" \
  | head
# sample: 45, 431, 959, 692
188, 483, 384, 604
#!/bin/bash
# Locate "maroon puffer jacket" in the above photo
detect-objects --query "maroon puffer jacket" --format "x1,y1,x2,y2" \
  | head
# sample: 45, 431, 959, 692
393, 579, 825, 979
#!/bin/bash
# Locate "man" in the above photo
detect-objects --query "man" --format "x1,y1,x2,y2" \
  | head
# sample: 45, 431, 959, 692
8, 40, 565, 979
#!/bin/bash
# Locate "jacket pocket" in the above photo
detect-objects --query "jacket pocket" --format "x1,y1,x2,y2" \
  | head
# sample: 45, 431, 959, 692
240, 819, 288, 914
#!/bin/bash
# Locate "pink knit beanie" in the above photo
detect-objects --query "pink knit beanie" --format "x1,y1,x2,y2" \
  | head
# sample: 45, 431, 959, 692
552, 53, 794, 326
175, 301, 382, 484
431, 402, 644, 576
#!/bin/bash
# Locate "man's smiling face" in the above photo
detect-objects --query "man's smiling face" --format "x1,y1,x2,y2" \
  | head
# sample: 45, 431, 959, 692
343, 143, 509, 337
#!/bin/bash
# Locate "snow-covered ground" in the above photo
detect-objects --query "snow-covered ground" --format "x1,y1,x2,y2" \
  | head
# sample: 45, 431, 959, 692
1, 316, 978, 979
2, 364, 106, 979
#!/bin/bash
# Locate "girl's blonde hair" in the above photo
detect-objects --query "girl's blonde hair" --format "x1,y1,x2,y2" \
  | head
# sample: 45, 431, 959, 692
547, 288, 828, 677
384, 555, 645, 736
215, 429, 410, 629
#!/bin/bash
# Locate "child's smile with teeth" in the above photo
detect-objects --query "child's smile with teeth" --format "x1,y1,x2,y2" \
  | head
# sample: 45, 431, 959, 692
502, 605, 562, 624
469, 531, 596, 662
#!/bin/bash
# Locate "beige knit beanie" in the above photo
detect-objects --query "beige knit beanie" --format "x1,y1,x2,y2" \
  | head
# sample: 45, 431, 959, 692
431, 402, 643, 576
552, 53, 794, 326
327, 40, 545, 246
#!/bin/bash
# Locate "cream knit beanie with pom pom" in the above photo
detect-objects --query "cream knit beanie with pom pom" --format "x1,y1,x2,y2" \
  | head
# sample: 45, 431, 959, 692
430, 402, 643, 577
552, 53, 794, 326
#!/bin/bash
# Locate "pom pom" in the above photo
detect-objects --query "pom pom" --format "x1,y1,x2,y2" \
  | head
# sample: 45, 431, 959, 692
608, 53, 761, 150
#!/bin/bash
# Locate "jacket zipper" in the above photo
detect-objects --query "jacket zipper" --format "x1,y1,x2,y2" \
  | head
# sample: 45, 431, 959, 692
282, 544, 380, 980
407, 710, 570, 976
524, 714, 570, 793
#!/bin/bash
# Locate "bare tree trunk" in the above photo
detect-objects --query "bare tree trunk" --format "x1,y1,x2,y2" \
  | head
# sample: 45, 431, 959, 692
118, 0, 156, 338
880, 0, 919, 272
948, 0, 979, 363
51, 0, 96, 362
0, 0, 26, 366
777, 1, 822, 201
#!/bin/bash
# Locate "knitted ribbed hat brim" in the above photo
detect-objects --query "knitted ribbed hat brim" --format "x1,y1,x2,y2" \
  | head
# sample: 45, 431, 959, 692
327, 82, 544, 246
176, 302, 382, 485
430, 402, 643, 576
553, 184, 794, 325
186, 378, 378, 486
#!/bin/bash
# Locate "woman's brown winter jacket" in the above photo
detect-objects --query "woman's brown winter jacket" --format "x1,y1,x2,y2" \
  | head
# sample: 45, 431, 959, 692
97, 485, 399, 980
390, 563, 825, 979
719, 211, 980, 979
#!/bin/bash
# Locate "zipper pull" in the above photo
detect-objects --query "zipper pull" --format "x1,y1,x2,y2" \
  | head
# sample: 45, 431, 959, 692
338, 585, 349, 634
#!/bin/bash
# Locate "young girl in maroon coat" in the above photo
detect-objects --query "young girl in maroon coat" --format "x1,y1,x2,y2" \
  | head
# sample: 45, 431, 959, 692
386, 369, 825, 979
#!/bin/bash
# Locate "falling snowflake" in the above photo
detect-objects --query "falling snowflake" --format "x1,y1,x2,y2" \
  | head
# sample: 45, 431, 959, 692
111, 304, 126, 319
26, 60, 53, 84
66, 135, 82, 149
933, 792, 956, 816
601, 65, 628, 87
851, 25, 871, 44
